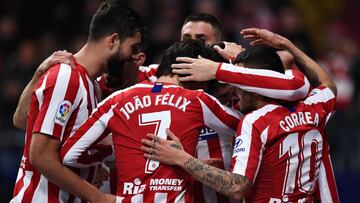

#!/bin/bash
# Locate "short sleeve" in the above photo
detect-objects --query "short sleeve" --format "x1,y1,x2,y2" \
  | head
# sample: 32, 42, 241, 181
33, 64, 80, 140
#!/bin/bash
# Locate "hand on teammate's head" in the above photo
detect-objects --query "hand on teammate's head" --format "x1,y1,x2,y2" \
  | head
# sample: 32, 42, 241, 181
241, 28, 290, 50
213, 41, 245, 62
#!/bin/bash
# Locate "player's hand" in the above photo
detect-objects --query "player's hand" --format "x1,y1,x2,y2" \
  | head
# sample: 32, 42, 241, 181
213, 42, 245, 62
92, 165, 109, 188
141, 129, 186, 166
240, 28, 291, 50
35, 50, 75, 79
171, 56, 219, 82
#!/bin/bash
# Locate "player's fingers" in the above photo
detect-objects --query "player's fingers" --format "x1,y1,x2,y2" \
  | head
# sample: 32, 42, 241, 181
250, 39, 264, 46
146, 134, 165, 144
175, 57, 197, 63
172, 68, 192, 75
178, 75, 195, 82
140, 146, 154, 153
242, 35, 258, 39
144, 153, 159, 161
171, 63, 192, 69
240, 28, 258, 35
141, 138, 154, 147
166, 129, 180, 142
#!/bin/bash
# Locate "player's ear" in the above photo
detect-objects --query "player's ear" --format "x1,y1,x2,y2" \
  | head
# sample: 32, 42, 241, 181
134, 52, 146, 67
106, 33, 120, 51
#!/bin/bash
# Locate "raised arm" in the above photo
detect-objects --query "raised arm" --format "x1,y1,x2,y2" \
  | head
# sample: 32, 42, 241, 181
241, 28, 337, 95
171, 56, 309, 101
13, 51, 74, 129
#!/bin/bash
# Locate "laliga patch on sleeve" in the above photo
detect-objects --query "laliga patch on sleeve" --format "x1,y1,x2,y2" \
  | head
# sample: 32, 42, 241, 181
55, 100, 72, 126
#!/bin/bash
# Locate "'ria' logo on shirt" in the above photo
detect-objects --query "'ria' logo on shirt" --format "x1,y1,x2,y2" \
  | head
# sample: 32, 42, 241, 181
123, 178, 146, 195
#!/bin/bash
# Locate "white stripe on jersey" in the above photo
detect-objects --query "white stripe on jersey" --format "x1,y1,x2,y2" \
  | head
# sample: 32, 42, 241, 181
35, 73, 49, 110
70, 80, 89, 137
154, 193, 168, 203
32, 175, 48, 203
174, 189, 186, 203
86, 76, 97, 110
219, 63, 310, 101
228, 82, 309, 102
131, 194, 143, 203
11, 170, 33, 203
232, 104, 279, 177
41, 64, 72, 135
62, 104, 116, 167
198, 98, 236, 137
304, 87, 335, 105
253, 126, 269, 181
319, 160, 332, 203
221, 63, 295, 79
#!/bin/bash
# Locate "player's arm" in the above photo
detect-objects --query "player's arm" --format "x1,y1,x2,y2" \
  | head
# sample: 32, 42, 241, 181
241, 28, 337, 95
29, 65, 114, 202
60, 95, 116, 168
171, 57, 309, 101
30, 133, 114, 202
197, 92, 240, 137
13, 51, 74, 129
141, 129, 251, 200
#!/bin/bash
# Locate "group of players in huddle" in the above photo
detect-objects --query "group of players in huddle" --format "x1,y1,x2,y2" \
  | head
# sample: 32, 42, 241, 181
10, 0, 339, 203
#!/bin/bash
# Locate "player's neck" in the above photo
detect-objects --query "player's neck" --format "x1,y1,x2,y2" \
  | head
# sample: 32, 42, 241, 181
157, 75, 181, 86
73, 42, 106, 80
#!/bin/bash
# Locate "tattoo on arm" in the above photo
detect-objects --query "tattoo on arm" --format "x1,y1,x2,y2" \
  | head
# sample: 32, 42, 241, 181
183, 157, 251, 198
170, 143, 182, 150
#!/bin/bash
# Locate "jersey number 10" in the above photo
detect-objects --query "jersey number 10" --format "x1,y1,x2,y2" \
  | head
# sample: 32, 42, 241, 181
279, 130, 323, 195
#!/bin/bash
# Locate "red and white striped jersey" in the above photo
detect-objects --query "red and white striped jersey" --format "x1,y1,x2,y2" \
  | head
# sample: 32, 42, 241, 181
11, 63, 102, 203
231, 86, 339, 203
60, 81, 240, 203
195, 127, 238, 203
216, 63, 310, 101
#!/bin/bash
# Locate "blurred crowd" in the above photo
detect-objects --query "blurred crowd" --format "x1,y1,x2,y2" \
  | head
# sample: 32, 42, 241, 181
1, 0, 359, 201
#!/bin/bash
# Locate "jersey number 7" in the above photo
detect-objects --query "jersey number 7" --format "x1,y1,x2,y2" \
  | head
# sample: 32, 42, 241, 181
139, 110, 171, 174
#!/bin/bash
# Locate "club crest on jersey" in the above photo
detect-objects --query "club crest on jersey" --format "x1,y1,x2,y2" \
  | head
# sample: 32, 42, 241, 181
55, 100, 72, 126
234, 137, 245, 153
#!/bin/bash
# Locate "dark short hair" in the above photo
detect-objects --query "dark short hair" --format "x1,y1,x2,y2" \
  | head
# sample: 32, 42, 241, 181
183, 13, 223, 41
233, 45, 284, 73
88, 0, 146, 43
156, 39, 224, 78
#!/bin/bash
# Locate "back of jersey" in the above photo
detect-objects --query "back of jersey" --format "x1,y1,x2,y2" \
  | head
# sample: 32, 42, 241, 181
99, 81, 238, 203
231, 86, 337, 203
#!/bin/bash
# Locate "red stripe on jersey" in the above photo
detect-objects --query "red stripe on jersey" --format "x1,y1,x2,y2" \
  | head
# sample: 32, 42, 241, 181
62, 106, 80, 142
194, 181, 205, 203
13, 169, 26, 197
21, 172, 40, 203
47, 181, 60, 203
321, 141, 340, 202
216, 63, 306, 90
207, 138, 225, 169
78, 71, 93, 117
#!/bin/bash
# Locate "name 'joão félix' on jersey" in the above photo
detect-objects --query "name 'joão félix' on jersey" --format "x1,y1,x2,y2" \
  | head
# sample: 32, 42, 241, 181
119, 94, 191, 120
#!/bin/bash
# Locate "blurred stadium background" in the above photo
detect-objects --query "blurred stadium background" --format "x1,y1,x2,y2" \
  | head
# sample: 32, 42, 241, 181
0, 0, 359, 202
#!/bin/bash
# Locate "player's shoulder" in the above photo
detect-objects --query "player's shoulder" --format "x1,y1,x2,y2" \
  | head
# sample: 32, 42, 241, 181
242, 104, 281, 126
302, 86, 336, 105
